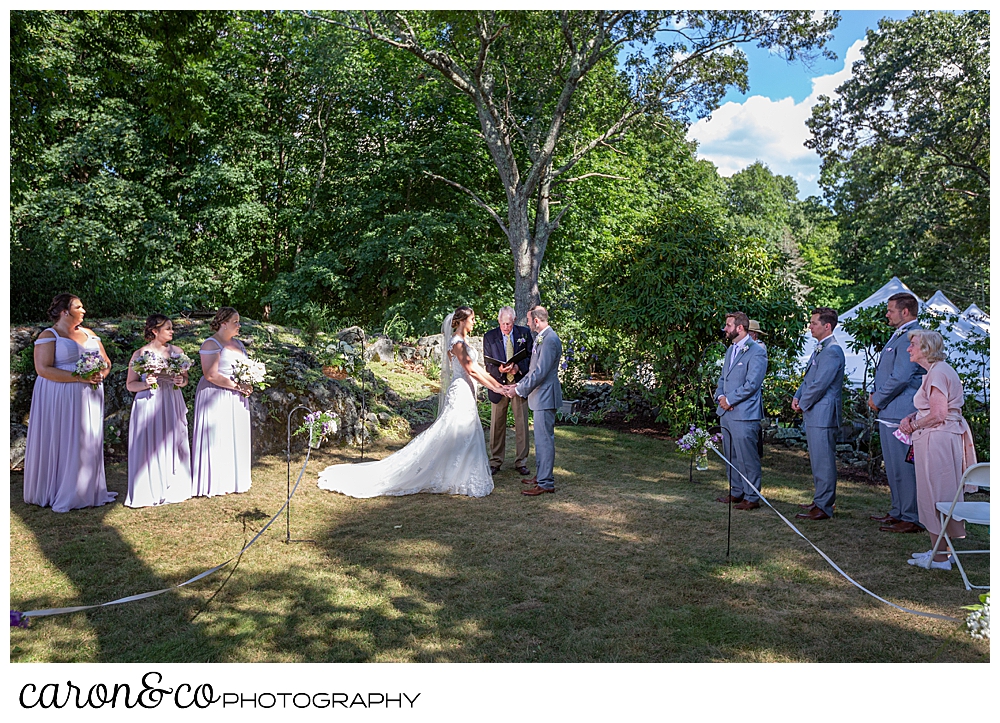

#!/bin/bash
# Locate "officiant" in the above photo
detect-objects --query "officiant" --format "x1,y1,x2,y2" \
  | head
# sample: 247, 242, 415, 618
483, 306, 533, 476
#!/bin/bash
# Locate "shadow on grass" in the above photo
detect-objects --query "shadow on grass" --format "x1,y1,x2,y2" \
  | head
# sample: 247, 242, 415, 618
9, 426, 989, 663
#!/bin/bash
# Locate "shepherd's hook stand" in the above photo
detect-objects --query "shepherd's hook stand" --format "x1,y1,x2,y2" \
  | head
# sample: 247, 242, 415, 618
717, 425, 733, 560
286, 405, 318, 544
359, 333, 367, 461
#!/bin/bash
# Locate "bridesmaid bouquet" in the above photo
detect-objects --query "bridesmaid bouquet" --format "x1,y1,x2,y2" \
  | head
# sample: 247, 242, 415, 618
73, 350, 107, 387
231, 355, 268, 391
132, 351, 169, 390
166, 351, 194, 375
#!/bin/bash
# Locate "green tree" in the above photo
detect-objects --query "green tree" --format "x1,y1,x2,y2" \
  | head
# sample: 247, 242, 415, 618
9, 10, 227, 321
305, 10, 839, 321
580, 200, 804, 432
807, 10, 989, 308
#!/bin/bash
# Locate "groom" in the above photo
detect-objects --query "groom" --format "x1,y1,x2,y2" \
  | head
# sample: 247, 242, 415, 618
505, 306, 563, 496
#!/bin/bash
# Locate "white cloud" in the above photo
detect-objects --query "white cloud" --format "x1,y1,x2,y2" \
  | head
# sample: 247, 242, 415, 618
687, 39, 866, 198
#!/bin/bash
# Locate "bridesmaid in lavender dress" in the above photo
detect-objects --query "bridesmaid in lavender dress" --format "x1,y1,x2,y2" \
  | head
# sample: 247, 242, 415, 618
23, 293, 118, 512
124, 314, 193, 508
190, 307, 253, 497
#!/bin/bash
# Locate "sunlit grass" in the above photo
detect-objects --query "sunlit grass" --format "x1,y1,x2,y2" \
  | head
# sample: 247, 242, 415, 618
10, 426, 990, 663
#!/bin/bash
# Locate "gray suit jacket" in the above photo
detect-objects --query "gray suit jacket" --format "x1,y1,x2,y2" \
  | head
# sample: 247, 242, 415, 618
872, 321, 925, 422
714, 337, 767, 421
516, 326, 563, 411
795, 336, 845, 428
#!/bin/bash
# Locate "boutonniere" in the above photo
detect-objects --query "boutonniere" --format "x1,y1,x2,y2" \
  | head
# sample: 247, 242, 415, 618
517, 336, 526, 345
535, 334, 545, 346
740, 344, 750, 355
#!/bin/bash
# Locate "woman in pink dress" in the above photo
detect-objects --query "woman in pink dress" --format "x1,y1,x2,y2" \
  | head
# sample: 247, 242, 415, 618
898, 330, 977, 571
124, 314, 193, 508
190, 307, 253, 497
23, 293, 117, 512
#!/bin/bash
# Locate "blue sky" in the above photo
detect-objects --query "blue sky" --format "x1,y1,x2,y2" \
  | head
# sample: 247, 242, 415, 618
687, 10, 914, 199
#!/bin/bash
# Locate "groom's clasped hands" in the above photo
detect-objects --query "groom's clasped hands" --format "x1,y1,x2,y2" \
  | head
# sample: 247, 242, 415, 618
500, 384, 518, 398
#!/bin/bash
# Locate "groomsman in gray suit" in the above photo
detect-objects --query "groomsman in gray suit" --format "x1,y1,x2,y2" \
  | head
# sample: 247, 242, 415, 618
714, 311, 768, 510
793, 307, 846, 521
868, 292, 924, 533
509, 306, 563, 496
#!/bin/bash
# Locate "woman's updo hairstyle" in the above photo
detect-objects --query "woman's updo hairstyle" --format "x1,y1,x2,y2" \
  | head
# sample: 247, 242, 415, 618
48, 293, 80, 321
451, 306, 474, 330
210, 307, 239, 332
144, 314, 171, 341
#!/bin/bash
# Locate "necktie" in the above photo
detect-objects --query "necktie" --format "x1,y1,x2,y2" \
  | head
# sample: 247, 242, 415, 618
505, 334, 515, 382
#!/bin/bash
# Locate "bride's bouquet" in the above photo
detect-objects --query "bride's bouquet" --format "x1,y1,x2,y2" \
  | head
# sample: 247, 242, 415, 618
131, 351, 169, 390
231, 354, 268, 391
73, 350, 108, 387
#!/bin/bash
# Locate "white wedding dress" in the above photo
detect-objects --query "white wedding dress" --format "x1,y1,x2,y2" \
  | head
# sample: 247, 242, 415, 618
317, 333, 494, 498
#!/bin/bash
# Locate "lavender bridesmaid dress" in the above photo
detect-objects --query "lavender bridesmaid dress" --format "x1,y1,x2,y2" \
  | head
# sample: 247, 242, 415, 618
125, 351, 193, 508
190, 338, 252, 496
23, 330, 117, 512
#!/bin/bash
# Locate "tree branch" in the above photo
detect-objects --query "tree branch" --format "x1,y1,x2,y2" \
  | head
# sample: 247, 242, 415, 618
422, 171, 509, 236
554, 172, 628, 185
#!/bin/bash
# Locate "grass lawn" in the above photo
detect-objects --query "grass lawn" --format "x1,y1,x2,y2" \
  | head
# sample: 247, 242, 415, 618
10, 425, 989, 663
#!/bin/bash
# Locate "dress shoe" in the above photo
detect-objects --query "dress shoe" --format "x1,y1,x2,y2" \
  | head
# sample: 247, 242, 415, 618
521, 476, 537, 485
798, 502, 817, 509
515, 465, 531, 476
715, 494, 744, 504
733, 500, 760, 510
880, 521, 922, 533
870, 513, 900, 524
795, 507, 831, 520
490, 465, 501, 475
521, 484, 554, 496
907, 556, 952, 570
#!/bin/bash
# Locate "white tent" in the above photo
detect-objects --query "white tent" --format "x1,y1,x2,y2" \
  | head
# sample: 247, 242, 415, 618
796, 277, 991, 391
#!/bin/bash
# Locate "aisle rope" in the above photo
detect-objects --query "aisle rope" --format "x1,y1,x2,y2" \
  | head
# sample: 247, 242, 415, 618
16, 444, 316, 623
711, 445, 959, 622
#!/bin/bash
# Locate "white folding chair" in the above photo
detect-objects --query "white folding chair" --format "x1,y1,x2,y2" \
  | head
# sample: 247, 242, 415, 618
925, 462, 990, 590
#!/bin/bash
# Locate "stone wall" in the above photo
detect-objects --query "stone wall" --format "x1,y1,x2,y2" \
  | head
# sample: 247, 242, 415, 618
9, 320, 451, 470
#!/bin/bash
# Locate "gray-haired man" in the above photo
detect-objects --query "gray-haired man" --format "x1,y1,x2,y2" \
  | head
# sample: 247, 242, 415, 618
483, 306, 533, 476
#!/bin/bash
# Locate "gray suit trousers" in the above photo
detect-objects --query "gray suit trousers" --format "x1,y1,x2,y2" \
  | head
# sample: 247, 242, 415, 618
533, 409, 556, 490
805, 425, 838, 516
721, 416, 762, 502
880, 429, 920, 523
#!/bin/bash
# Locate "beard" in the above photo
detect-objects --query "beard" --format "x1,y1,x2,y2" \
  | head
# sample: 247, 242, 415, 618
725, 329, 738, 343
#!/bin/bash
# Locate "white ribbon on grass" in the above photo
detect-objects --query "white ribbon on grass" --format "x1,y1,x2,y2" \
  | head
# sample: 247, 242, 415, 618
710, 445, 959, 623
20, 442, 318, 621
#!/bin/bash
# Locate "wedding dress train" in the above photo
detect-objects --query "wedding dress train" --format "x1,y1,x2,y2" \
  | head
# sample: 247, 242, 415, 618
317, 333, 494, 498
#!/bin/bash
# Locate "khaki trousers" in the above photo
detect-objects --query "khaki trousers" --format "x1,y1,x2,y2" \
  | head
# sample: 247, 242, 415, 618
489, 393, 529, 468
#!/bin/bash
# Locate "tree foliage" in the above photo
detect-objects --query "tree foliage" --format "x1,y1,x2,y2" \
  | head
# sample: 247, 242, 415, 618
807, 10, 989, 308
304, 10, 839, 321
580, 200, 804, 432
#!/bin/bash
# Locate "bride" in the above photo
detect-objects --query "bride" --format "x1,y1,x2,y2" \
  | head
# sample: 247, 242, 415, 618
317, 306, 508, 498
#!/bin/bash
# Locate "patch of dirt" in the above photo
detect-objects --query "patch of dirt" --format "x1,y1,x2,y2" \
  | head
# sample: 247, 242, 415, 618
321, 366, 349, 380
398, 359, 431, 374
837, 465, 888, 487
576, 412, 677, 441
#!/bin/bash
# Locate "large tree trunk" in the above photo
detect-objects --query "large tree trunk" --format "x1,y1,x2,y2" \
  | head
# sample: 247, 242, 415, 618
510, 222, 540, 326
